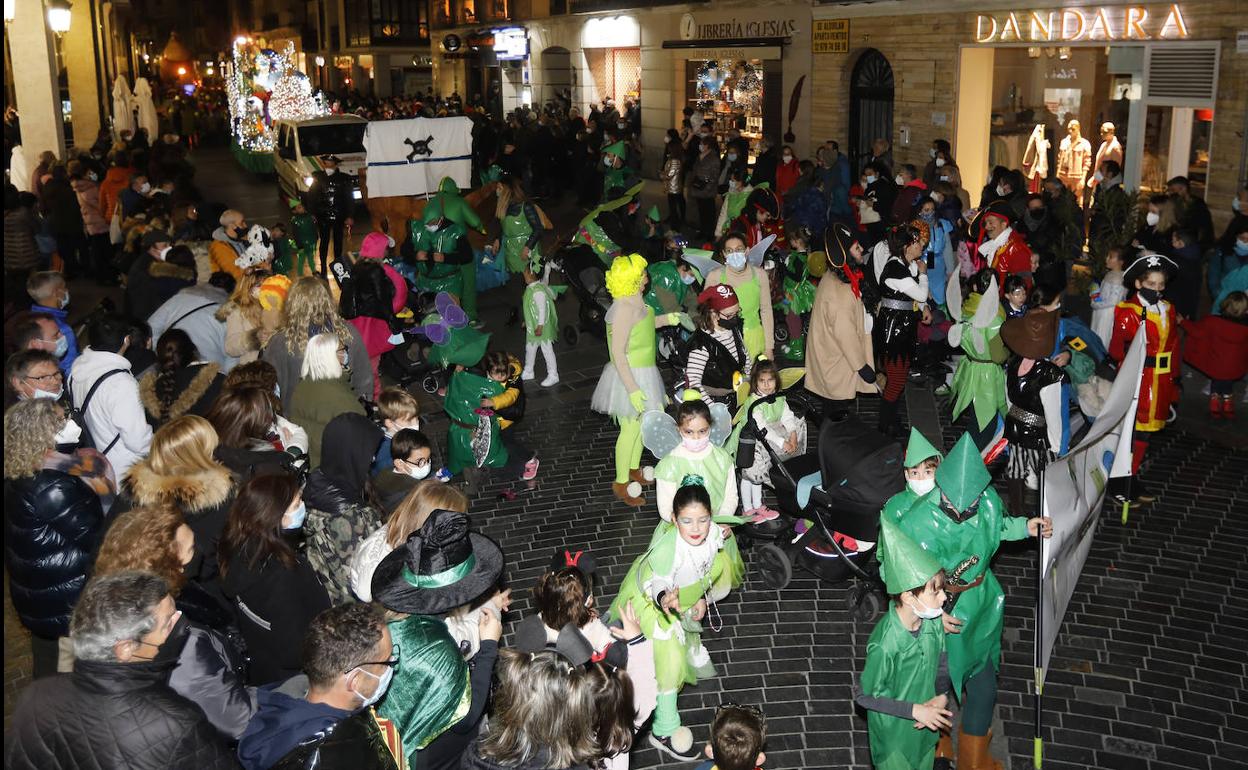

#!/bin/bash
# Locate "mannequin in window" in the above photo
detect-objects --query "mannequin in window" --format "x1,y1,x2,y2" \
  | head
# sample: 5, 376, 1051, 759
1088, 122, 1124, 198
1056, 120, 1092, 204
1021, 124, 1050, 194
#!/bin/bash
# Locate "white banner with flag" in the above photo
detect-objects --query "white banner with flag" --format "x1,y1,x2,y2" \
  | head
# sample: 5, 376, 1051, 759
1035, 324, 1146, 685
362, 116, 473, 198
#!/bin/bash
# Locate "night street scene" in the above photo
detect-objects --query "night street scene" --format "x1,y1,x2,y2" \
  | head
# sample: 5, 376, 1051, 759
2, 1, 1246, 769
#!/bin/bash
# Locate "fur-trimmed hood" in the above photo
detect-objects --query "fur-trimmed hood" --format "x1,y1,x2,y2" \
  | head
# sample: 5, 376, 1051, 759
139, 363, 221, 422
124, 462, 234, 514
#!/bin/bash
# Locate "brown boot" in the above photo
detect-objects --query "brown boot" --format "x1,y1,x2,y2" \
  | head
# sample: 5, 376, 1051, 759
957, 728, 1003, 770
612, 482, 645, 507
629, 468, 654, 486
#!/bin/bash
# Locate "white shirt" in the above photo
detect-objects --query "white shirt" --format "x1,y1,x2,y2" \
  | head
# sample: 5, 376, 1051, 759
68, 348, 152, 481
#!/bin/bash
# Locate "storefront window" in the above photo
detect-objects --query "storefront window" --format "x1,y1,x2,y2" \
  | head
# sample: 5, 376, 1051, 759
1140, 105, 1212, 196
345, 0, 430, 46
686, 59, 765, 159
587, 47, 640, 107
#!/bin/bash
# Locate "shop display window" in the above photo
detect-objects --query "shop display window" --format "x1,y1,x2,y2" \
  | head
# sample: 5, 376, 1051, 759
685, 59, 765, 161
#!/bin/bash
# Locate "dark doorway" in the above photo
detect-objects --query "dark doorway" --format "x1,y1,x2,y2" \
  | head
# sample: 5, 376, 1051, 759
848, 49, 894, 178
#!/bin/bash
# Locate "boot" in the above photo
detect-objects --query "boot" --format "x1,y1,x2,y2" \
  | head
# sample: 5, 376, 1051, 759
957, 728, 1003, 770
1223, 395, 1235, 420
933, 731, 955, 770
612, 482, 645, 507
877, 399, 901, 438
1209, 394, 1223, 419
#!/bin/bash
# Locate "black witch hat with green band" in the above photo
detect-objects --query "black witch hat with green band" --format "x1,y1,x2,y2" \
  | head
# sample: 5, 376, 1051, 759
372, 509, 504, 615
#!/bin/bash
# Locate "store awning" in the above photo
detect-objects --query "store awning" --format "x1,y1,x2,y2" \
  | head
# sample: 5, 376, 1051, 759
662, 38, 786, 61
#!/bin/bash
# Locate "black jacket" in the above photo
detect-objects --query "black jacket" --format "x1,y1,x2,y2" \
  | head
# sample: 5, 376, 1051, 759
126, 253, 196, 320
306, 170, 355, 221
170, 623, 257, 739
4, 471, 106, 638
221, 540, 331, 686
4, 658, 240, 769
270, 710, 400, 770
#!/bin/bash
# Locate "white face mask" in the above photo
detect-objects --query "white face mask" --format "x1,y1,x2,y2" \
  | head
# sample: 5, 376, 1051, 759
403, 460, 432, 480
930, 148, 937, 158
31, 386, 64, 400
157, 245, 171, 260
59, 291, 70, 309
1232, 196, 1242, 213
894, 174, 905, 186
908, 478, 936, 496
1146, 212, 1160, 226
931, 192, 944, 204
864, 174, 877, 185
938, 174, 949, 182
139, 182, 151, 194
54, 419, 82, 446
1093, 171, 1104, 182
351, 665, 394, 708
326, 167, 338, 175
426, 223, 439, 232
935, 158, 946, 168
725, 250, 748, 271
908, 593, 944, 620
995, 184, 1007, 197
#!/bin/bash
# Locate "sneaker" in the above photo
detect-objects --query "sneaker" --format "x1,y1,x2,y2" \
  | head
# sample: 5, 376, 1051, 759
934, 384, 951, 397
522, 457, 540, 481
540, 373, 560, 387
1134, 485, 1157, 503
434, 468, 453, 483
1209, 395, 1223, 419
751, 507, 781, 523
470, 319, 487, 331
521, 369, 536, 381
648, 732, 700, 762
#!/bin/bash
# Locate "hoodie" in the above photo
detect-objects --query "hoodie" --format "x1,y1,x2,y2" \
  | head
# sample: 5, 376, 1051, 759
238, 675, 352, 770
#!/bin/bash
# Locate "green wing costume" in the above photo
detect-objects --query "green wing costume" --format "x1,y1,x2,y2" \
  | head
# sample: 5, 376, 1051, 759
949, 291, 1009, 430
572, 181, 645, 265
444, 369, 507, 474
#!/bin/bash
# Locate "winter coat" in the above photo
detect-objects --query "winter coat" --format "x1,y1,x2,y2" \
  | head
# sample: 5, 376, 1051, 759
891, 180, 928, 224
120, 461, 235, 586
239, 675, 399, 770
4, 470, 106, 638
208, 226, 247, 282
751, 147, 779, 190
126, 253, 196, 321
1182, 315, 1248, 382
4, 658, 240, 770
147, 284, 237, 372
97, 166, 133, 226
40, 177, 84, 242
687, 150, 721, 200
775, 157, 801, 200
170, 623, 258, 739
662, 156, 683, 195
68, 348, 152, 481
4, 208, 42, 273
70, 178, 109, 236
221, 304, 264, 364
139, 362, 224, 428
221, 539, 332, 686
264, 325, 374, 413
806, 269, 876, 401
784, 184, 828, 238
214, 444, 299, 481
288, 376, 367, 468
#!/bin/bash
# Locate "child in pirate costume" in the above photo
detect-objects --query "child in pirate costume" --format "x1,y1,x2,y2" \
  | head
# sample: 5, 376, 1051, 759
857, 515, 953, 770
685, 283, 752, 412
1001, 308, 1069, 511
731, 187, 786, 250
875, 224, 932, 438
591, 253, 682, 506
885, 433, 1052, 770
946, 269, 1009, 454
1109, 252, 1180, 505
520, 252, 563, 387
608, 482, 746, 762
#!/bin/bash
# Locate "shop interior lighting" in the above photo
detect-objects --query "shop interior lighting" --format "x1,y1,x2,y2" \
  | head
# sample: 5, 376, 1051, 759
4, 0, 16, 25
46, 0, 71, 36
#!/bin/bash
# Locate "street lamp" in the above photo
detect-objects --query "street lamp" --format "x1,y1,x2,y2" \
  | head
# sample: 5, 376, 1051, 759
46, 0, 71, 37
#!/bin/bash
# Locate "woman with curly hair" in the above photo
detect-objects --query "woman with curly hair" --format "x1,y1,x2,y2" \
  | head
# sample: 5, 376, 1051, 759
115, 415, 236, 592
138, 328, 224, 429
93, 503, 257, 738
214, 267, 272, 365
261, 276, 372, 410
3, 398, 110, 677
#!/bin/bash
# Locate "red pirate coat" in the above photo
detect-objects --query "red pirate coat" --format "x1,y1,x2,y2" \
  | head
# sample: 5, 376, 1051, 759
985, 229, 1034, 293
1110, 298, 1180, 432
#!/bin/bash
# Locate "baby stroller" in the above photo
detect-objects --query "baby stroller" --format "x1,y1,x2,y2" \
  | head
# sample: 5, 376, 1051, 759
551, 239, 611, 346
742, 406, 904, 620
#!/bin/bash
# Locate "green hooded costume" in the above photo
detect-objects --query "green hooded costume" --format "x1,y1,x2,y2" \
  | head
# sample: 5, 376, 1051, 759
444, 368, 507, 474
949, 291, 1009, 430
882, 434, 1029, 693
601, 141, 635, 200
573, 181, 645, 266
861, 518, 947, 770
417, 177, 482, 318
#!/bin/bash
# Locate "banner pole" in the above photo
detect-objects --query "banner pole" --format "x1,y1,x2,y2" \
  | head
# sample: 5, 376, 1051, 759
1034, 464, 1045, 769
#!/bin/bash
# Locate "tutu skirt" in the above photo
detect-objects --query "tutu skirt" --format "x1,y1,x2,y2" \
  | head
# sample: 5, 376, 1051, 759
591, 364, 667, 419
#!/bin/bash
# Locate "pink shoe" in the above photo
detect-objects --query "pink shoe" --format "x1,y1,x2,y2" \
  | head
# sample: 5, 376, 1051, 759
741, 507, 760, 521
521, 457, 540, 481
750, 507, 780, 523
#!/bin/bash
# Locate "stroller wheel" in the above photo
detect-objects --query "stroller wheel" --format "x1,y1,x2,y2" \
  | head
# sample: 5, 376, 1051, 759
849, 584, 884, 621
563, 325, 580, 346
421, 374, 441, 394
756, 543, 792, 590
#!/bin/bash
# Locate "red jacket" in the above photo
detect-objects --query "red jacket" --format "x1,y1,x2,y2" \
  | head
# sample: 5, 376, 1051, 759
891, 180, 928, 224
775, 159, 801, 201
985, 229, 1034, 293
1111, 299, 1180, 432
97, 167, 133, 224
1182, 315, 1248, 381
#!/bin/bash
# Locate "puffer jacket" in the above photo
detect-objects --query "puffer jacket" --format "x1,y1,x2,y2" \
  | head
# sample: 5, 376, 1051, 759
170, 622, 258, 740
4, 658, 240, 769
70, 178, 109, 235
4, 208, 43, 272
97, 166, 133, 226
4, 470, 106, 638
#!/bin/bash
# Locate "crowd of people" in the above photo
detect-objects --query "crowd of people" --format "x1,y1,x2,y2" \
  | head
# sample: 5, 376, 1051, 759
3, 78, 1248, 770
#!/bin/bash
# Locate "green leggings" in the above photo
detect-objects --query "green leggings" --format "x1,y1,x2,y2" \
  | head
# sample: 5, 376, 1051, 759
295, 246, 317, 277
614, 416, 642, 484
960, 664, 998, 736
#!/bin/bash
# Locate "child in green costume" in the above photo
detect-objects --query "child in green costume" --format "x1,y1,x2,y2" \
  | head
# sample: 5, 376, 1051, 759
420, 177, 486, 319
608, 482, 745, 762
269, 221, 295, 275
521, 253, 564, 387
945, 269, 1008, 452
493, 175, 547, 275
444, 365, 507, 476
857, 515, 953, 770
652, 399, 740, 524
601, 141, 637, 203
883, 432, 1052, 770
289, 199, 319, 277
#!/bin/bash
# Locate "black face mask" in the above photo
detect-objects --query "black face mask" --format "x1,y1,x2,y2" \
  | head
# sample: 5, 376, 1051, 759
136, 614, 190, 665
719, 315, 743, 332
1024, 209, 1047, 232
1137, 288, 1163, 304
939, 491, 980, 524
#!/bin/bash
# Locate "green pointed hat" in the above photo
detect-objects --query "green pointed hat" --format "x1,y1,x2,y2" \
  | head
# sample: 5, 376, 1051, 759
647, 205, 661, 223
603, 141, 627, 159
879, 515, 943, 594
935, 433, 992, 514
904, 428, 942, 467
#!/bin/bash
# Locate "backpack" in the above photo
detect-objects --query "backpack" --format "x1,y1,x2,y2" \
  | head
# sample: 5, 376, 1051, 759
66, 368, 128, 453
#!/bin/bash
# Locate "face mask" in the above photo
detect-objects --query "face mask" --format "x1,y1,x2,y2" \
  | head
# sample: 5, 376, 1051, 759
935, 157, 948, 168
895, 174, 905, 186
920, 211, 935, 223
1234, 197, 1243, 213
617, 123, 626, 130
274, 383, 281, 400
135, 612, 190, 664
32, 386, 63, 400
727, 153, 738, 161
604, 156, 614, 167
351, 665, 394, 708
53, 335, 69, 359
930, 148, 937, 159
719, 315, 742, 331
1145, 212, 1160, 226
930, 192, 944, 204
139, 182, 152, 194
1235, 241, 1248, 257
864, 174, 877, 185
326, 167, 338, 175
426, 224, 439, 232
54, 419, 82, 446
404, 460, 432, 480
59, 291, 70, 309
682, 435, 710, 452
909, 594, 944, 620
664, 136, 671, 144
995, 184, 1007, 197
908, 477, 936, 496
157, 246, 171, 260
783, 154, 793, 163
725, 250, 748, 271
1137, 288, 1162, 305
283, 501, 307, 530
938, 174, 949, 182
87, 171, 98, 182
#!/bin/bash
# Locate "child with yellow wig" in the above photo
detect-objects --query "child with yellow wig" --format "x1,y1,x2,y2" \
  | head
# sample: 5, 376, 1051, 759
591, 254, 687, 506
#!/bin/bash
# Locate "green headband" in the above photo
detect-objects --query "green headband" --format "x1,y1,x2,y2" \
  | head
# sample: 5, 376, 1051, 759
401, 553, 477, 589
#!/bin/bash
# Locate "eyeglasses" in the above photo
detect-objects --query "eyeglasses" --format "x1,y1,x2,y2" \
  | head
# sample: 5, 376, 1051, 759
354, 643, 401, 670
25, 371, 64, 384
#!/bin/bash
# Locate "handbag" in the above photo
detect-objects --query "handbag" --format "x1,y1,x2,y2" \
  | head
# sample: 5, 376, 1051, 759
109, 201, 123, 245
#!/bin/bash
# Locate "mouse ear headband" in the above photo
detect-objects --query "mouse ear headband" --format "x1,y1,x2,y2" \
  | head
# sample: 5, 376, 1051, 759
548, 547, 597, 577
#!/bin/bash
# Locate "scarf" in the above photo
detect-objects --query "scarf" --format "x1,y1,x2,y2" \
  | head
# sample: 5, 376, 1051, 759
42, 449, 117, 511
977, 225, 1013, 261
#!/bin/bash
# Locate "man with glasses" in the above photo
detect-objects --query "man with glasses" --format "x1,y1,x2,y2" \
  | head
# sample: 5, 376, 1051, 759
4, 350, 65, 406
238, 602, 402, 770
